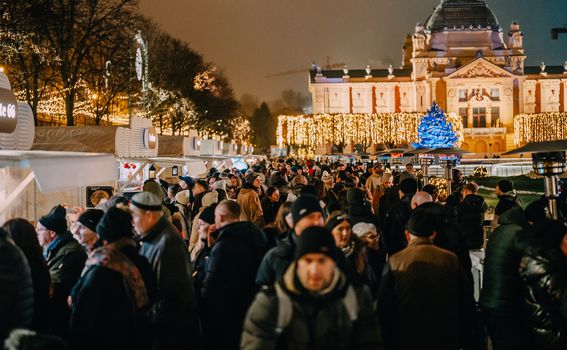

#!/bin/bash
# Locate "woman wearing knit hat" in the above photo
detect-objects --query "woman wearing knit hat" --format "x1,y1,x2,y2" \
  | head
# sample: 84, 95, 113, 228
326, 211, 379, 301
69, 205, 156, 350
76, 209, 104, 253
237, 172, 265, 228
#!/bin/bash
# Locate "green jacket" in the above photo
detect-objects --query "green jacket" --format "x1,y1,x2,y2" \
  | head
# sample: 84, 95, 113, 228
242, 263, 383, 350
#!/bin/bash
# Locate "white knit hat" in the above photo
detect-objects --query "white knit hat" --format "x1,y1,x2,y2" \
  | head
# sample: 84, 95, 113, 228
352, 222, 378, 238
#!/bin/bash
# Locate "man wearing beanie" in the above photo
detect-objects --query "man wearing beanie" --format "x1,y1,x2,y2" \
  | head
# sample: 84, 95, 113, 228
242, 226, 383, 349
256, 194, 325, 286
36, 204, 86, 338
237, 172, 264, 227
491, 179, 522, 232
381, 178, 418, 256
130, 192, 200, 350
200, 200, 267, 349
76, 209, 104, 253
70, 205, 157, 350
378, 209, 473, 350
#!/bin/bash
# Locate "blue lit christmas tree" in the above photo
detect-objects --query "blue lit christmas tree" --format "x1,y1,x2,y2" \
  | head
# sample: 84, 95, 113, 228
413, 102, 459, 149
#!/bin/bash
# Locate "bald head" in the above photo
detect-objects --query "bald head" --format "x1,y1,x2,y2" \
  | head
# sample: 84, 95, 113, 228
214, 199, 241, 228
411, 191, 433, 210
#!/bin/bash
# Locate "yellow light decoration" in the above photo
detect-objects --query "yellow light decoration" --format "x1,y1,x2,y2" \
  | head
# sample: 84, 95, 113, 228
277, 113, 424, 149
514, 112, 567, 145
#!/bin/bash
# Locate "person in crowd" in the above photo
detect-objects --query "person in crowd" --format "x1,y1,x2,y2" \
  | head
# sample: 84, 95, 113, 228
399, 163, 417, 183
166, 183, 181, 205
191, 179, 209, 218
365, 164, 383, 194
346, 187, 374, 226
37, 204, 87, 338
192, 204, 217, 296
456, 182, 488, 250
421, 183, 439, 202
130, 192, 200, 350
451, 169, 467, 194
230, 175, 243, 194
95, 195, 129, 213
353, 222, 386, 293
321, 170, 334, 191
382, 178, 418, 256
410, 191, 433, 210
237, 172, 264, 227
70, 205, 157, 350
378, 209, 474, 350
261, 186, 281, 225
256, 195, 325, 286
263, 201, 293, 249
171, 189, 191, 245
491, 179, 522, 232
377, 172, 397, 224
480, 206, 531, 350
143, 180, 165, 202
0, 227, 34, 341
519, 220, 567, 350
189, 191, 219, 254
241, 226, 383, 349
326, 211, 378, 298
213, 179, 228, 201
200, 200, 267, 349
2, 219, 51, 333
75, 209, 105, 253
178, 176, 194, 191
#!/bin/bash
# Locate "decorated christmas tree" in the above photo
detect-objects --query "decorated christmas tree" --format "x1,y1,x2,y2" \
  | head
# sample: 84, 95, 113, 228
414, 102, 461, 149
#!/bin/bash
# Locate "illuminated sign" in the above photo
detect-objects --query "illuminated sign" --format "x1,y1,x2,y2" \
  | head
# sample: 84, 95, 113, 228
0, 87, 18, 133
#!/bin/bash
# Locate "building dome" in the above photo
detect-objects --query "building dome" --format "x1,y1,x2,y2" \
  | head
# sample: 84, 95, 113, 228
425, 0, 499, 32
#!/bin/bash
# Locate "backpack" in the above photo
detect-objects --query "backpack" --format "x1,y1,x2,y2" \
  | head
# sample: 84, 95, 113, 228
273, 283, 359, 334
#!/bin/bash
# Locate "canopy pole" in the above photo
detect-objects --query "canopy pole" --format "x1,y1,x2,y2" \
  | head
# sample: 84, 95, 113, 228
0, 171, 35, 215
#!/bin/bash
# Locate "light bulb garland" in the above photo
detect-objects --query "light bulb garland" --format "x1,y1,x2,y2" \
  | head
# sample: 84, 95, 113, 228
514, 112, 567, 145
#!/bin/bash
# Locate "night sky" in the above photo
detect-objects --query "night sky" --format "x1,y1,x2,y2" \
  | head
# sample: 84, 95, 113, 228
139, 0, 567, 102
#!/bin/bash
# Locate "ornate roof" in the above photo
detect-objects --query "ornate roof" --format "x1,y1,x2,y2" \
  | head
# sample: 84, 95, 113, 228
425, 0, 499, 32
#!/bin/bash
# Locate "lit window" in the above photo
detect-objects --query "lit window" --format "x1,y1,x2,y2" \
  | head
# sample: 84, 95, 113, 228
490, 88, 500, 101
458, 89, 468, 102
459, 108, 468, 128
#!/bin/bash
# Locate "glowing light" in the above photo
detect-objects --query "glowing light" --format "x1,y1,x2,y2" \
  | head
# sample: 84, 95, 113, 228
514, 112, 567, 144
414, 102, 463, 149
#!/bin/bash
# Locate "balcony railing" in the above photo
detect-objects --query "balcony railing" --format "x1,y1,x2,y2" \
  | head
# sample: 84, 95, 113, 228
464, 127, 507, 135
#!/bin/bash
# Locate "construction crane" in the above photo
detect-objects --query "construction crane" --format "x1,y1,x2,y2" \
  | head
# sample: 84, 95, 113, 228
266, 56, 345, 78
551, 26, 567, 39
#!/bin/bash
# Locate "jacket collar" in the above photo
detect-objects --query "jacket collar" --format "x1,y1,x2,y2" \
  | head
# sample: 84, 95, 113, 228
140, 216, 169, 242
407, 236, 433, 247
45, 232, 73, 259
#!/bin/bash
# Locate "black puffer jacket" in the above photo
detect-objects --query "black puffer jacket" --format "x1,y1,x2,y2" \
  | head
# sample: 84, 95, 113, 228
0, 231, 33, 341
480, 207, 530, 312
519, 246, 567, 349
456, 194, 488, 250
201, 221, 268, 350
382, 193, 413, 256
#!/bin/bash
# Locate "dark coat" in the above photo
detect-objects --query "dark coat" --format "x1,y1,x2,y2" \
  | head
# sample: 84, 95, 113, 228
139, 217, 200, 350
377, 186, 399, 226
242, 265, 383, 350
381, 193, 412, 256
520, 246, 567, 350
70, 241, 157, 350
495, 191, 522, 216
201, 221, 268, 349
0, 232, 33, 341
346, 188, 375, 226
45, 232, 87, 338
261, 198, 281, 225
456, 194, 488, 250
378, 238, 473, 350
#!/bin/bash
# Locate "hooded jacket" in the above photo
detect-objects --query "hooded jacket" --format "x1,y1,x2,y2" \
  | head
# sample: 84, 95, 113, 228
201, 221, 268, 349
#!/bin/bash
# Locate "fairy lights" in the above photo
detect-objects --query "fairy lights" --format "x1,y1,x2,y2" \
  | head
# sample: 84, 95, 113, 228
514, 112, 567, 145
278, 112, 422, 149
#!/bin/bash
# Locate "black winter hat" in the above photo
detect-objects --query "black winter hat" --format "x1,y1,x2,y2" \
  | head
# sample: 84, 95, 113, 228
199, 204, 217, 225
294, 226, 336, 261
291, 195, 323, 225
77, 209, 104, 233
96, 206, 133, 242
399, 178, 418, 195
325, 211, 350, 232
405, 209, 437, 237
39, 205, 68, 234
195, 179, 209, 191
497, 179, 514, 193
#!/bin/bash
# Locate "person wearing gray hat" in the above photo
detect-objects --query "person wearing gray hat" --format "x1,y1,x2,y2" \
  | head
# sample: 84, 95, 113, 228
129, 192, 201, 349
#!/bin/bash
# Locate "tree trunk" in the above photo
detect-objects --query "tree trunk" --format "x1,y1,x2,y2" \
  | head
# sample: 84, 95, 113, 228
65, 92, 75, 126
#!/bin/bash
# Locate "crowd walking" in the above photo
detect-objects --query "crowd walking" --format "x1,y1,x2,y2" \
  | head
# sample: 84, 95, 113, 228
1, 158, 567, 350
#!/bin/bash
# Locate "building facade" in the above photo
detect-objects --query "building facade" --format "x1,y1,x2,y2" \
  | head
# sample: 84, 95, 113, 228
308, 0, 567, 154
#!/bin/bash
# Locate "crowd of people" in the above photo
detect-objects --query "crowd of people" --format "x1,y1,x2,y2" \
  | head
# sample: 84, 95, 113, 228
1, 158, 566, 350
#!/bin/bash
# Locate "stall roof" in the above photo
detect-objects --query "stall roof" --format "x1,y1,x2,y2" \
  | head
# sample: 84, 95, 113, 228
32, 126, 118, 154
0, 150, 116, 192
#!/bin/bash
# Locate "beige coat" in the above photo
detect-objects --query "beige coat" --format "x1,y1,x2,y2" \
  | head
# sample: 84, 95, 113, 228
237, 188, 264, 228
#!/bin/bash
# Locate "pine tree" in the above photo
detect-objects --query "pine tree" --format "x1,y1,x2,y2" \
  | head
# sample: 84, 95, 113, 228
414, 102, 458, 149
